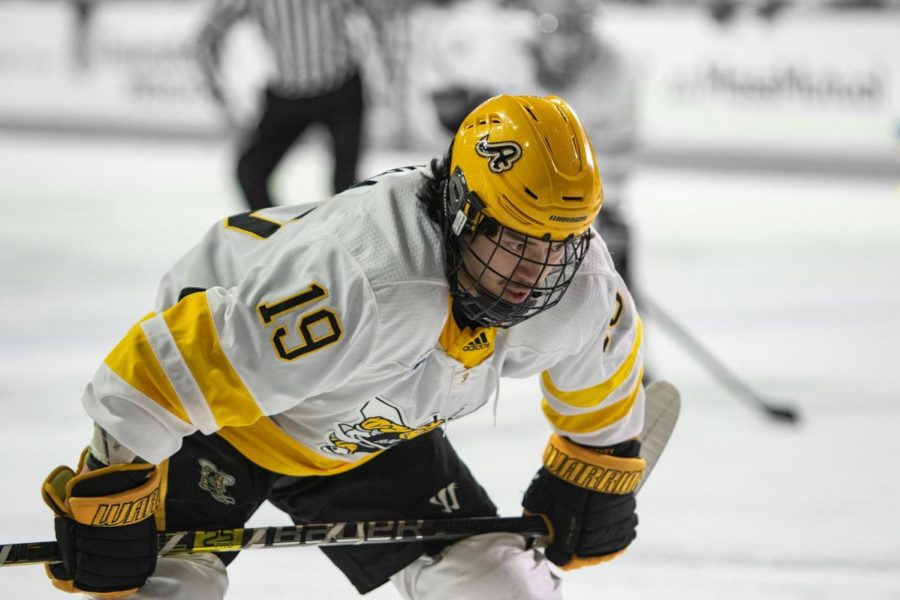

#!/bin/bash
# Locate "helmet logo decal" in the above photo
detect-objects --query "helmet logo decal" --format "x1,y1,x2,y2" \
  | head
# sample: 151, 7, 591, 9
475, 137, 522, 173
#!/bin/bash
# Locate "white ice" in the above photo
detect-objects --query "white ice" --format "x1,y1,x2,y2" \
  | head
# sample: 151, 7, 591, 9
0, 134, 898, 599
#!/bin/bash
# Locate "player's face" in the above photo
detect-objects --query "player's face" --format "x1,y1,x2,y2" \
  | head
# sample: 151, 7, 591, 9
459, 227, 567, 305
537, 28, 586, 68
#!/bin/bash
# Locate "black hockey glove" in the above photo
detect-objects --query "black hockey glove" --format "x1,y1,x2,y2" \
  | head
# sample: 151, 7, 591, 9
522, 434, 645, 570
42, 449, 160, 596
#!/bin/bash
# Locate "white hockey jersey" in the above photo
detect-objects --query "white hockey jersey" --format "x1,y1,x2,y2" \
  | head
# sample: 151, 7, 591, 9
82, 166, 645, 476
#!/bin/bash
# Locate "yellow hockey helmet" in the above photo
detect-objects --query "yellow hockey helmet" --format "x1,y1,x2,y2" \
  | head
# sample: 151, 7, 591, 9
448, 94, 603, 241
441, 95, 602, 328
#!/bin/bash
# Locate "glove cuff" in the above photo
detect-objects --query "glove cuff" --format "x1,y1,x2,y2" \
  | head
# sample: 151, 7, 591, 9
542, 434, 646, 494
45, 564, 139, 598
559, 547, 628, 571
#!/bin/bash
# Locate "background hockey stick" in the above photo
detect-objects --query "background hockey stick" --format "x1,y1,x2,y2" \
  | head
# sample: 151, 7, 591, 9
639, 294, 800, 424
0, 382, 680, 567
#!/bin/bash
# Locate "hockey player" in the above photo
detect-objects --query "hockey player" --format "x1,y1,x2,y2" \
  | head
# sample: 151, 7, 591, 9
41, 95, 646, 599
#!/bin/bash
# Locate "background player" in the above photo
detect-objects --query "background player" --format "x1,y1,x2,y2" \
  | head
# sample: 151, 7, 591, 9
525, 0, 641, 288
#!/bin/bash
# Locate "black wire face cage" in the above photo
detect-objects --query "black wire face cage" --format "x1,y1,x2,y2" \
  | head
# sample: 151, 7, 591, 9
445, 217, 592, 328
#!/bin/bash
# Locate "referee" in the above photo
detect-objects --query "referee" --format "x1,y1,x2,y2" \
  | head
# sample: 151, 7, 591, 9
197, 0, 392, 210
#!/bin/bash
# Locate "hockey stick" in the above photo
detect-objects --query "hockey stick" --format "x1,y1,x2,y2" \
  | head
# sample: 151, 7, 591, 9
0, 382, 679, 567
639, 294, 799, 424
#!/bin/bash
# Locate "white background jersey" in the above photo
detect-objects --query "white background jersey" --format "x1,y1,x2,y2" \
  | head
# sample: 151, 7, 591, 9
82, 166, 644, 473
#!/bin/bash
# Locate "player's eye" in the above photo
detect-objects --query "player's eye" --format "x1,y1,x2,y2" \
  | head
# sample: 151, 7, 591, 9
500, 236, 526, 253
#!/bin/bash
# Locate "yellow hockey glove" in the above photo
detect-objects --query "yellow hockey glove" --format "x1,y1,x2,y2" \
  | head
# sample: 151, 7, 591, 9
42, 449, 160, 597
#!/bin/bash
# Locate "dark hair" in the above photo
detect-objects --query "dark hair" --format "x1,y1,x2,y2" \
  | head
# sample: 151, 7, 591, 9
417, 152, 451, 226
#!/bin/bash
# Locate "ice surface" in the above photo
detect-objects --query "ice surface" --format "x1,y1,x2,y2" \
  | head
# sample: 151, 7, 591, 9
1, 134, 898, 598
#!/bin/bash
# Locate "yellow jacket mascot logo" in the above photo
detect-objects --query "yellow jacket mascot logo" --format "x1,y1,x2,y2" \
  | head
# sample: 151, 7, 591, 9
322, 398, 445, 456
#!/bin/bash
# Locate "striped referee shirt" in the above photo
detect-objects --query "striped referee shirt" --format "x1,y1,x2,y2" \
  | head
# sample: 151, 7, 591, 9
197, 0, 365, 97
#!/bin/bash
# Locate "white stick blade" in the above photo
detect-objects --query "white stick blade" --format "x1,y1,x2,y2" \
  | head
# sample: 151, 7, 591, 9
637, 381, 681, 493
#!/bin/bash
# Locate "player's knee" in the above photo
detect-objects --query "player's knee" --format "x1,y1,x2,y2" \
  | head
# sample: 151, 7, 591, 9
122, 553, 228, 600
391, 532, 562, 600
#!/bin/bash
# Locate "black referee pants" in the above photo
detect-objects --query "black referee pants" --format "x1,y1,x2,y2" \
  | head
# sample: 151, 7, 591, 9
236, 72, 364, 211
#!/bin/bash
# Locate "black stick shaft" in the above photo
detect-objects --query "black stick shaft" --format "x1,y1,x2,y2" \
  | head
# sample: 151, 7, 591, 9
0, 516, 549, 567
640, 295, 798, 423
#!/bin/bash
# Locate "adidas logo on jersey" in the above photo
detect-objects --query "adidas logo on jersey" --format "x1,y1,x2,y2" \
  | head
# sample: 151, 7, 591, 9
462, 332, 490, 352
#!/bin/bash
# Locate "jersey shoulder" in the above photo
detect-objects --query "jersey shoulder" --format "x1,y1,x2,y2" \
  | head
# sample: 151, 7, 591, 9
327, 166, 446, 287
302, 168, 451, 364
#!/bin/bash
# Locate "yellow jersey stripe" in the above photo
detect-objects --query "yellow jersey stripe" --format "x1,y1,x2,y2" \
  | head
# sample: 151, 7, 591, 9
218, 418, 380, 476
140, 314, 218, 433
541, 318, 643, 408
104, 313, 191, 425
162, 293, 264, 429
541, 368, 644, 435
